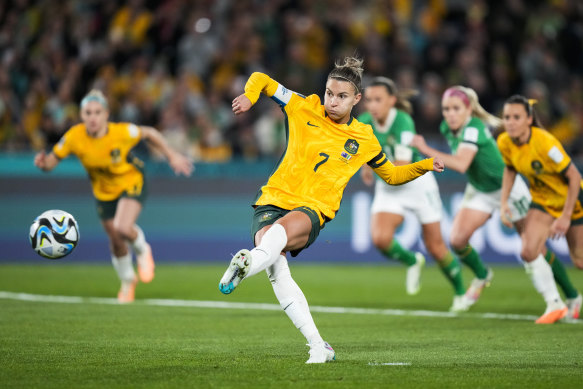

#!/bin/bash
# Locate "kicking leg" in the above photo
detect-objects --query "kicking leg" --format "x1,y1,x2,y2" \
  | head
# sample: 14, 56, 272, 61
219, 211, 312, 294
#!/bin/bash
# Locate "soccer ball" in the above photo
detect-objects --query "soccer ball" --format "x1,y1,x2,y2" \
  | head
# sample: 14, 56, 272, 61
29, 209, 80, 259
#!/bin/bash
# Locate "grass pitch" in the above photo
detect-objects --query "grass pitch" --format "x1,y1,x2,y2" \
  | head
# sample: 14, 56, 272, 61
1, 263, 582, 388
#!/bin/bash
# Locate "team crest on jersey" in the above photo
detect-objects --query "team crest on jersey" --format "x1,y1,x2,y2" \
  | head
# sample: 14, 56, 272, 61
344, 139, 359, 154
531, 160, 543, 174
110, 148, 121, 163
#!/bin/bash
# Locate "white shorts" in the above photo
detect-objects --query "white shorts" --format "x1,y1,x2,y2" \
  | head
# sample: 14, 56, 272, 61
461, 176, 531, 222
370, 171, 443, 224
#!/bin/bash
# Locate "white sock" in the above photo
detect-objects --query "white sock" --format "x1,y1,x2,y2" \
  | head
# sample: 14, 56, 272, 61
130, 225, 147, 256
112, 252, 136, 282
267, 255, 323, 345
525, 254, 564, 307
247, 224, 288, 278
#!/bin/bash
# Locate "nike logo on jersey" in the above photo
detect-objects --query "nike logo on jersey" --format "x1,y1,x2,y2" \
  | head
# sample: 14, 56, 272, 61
307, 121, 319, 127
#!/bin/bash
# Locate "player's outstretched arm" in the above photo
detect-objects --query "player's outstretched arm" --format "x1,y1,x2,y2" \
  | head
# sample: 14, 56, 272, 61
370, 152, 441, 185
34, 151, 60, 172
141, 126, 194, 177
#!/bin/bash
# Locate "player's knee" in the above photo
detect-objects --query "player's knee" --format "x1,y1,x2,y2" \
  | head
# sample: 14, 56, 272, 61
570, 250, 583, 270
113, 222, 133, 241
449, 235, 468, 252
520, 246, 539, 262
371, 233, 392, 251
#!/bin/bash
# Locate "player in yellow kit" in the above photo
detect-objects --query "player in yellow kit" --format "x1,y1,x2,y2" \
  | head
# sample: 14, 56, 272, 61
499, 95, 583, 323
34, 90, 193, 303
218, 57, 444, 363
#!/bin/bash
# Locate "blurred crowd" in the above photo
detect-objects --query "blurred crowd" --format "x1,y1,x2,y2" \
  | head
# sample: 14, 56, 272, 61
0, 0, 582, 163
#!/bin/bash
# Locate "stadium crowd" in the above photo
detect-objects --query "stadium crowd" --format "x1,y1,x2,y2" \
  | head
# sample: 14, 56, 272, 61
0, 0, 582, 163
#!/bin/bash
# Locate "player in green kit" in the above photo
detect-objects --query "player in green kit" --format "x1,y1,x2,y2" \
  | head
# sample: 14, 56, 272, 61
358, 77, 466, 311
412, 86, 580, 312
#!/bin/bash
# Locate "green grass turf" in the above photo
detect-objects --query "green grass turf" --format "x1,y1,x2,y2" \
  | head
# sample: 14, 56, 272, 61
1, 263, 582, 388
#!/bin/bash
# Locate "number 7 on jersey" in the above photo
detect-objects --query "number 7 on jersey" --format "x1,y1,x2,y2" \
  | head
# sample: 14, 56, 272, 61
314, 152, 329, 172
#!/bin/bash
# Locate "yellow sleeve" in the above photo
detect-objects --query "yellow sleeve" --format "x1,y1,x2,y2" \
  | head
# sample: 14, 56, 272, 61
243, 72, 280, 105
496, 133, 512, 166
370, 153, 434, 185
52, 132, 72, 160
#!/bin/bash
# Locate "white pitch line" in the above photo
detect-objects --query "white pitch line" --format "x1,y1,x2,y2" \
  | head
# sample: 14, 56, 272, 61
0, 290, 580, 324
368, 362, 412, 366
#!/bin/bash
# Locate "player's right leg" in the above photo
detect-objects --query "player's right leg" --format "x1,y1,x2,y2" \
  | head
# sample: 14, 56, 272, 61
450, 208, 493, 308
420, 221, 467, 311
371, 212, 424, 294
114, 198, 154, 283
102, 218, 137, 303
521, 209, 567, 324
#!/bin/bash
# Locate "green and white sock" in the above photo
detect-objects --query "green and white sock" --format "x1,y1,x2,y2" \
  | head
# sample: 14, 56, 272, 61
381, 240, 417, 267
437, 251, 465, 295
454, 244, 488, 279
545, 250, 579, 299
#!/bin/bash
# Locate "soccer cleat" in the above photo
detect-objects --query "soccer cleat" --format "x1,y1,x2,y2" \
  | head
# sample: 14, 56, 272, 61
449, 295, 470, 313
565, 293, 582, 320
463, 268, 494, 308
306, 341, 336, 364
219, 249, 252, 294
117, 277, 137, 304
406, 252, 425, 295
535, 303, 568, 324
136, 243, 155, 283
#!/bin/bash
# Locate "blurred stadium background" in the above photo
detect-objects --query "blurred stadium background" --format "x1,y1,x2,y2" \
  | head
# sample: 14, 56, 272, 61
1, 0, 582, 264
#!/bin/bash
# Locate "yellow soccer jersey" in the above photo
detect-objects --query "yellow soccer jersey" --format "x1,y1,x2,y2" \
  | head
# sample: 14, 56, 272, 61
53, 122, 145, 201
497, 126, 583, 219
244, 72, 434, 223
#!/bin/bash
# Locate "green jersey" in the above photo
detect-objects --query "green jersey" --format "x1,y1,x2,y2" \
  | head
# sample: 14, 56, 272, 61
358, 108, 423, 165
439, 117, 504, 192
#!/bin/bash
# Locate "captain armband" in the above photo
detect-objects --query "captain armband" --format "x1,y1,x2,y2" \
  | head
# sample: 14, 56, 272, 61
367, 152, 388, 168
270, 84, 294, 107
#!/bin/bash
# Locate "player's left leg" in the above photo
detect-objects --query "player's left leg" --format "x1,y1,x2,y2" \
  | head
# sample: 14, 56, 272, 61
115, 198, 154, 283
565, 224, 583, 319
266, 254, 334, 364
421, 221, 466, 310
566, 223, 583, 270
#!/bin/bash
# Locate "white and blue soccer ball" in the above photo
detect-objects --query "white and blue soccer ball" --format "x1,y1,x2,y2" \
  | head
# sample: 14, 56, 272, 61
29, 209, 79, 259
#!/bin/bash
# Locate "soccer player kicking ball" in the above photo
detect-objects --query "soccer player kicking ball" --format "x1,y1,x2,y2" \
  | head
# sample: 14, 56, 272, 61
218, 57, 444, 363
